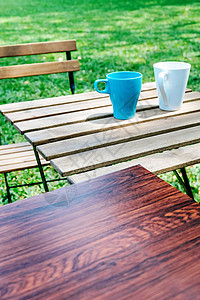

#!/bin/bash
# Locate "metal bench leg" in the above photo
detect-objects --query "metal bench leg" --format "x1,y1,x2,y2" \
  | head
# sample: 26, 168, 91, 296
66, 51, 75, 94
33, 146, 49, 193
173, 168, 194, 200
4, 173, 12, 203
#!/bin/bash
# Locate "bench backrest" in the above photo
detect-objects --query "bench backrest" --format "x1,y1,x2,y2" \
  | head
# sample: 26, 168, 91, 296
0, 40, 80, 94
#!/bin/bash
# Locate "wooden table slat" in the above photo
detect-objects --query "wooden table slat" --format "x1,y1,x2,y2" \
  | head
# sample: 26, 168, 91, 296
13, 92, 200, 134
4, 89, 159, 124
6, 97, 112, 123
0, 82, 157, 114
0, 92, 107, 113
4, 88, 192, 123
50, 125, 200, 176
37, 110, 200, 160
70, 143, 200, 183
25, 93, 200, 146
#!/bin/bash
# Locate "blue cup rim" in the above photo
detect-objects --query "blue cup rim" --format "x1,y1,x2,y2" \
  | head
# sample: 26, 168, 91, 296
106, 71, 142, 80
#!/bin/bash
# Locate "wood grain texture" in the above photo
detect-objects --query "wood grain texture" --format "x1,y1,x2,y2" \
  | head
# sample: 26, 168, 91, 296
0, 165, 200, 299
0, 159, 49, 173
24, 96, 200, 146
0, 60, 80, 79
0, 85, 160, 123
70, 143, 200, 183
50, 125, 200, 176
0, 142, 29, 151
0, 142, 48, 174
0, 92, 108, 114
12, 92, 200, 134
0, 82, 157, 113
0, 40, 77, 57
37, 111, 200, 160
2, 88, 192, 123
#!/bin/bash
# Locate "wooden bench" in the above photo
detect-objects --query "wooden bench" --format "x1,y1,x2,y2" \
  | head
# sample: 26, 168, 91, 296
0, 40, 79, 202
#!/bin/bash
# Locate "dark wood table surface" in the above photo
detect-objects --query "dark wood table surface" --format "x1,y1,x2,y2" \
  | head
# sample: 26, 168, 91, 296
0, 165, 200, 300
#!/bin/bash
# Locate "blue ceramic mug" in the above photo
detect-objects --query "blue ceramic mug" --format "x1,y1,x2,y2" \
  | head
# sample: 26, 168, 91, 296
94, 71, 142, 120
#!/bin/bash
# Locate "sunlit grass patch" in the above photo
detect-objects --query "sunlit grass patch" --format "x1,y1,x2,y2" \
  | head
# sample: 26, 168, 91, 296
0, 0, 199, 203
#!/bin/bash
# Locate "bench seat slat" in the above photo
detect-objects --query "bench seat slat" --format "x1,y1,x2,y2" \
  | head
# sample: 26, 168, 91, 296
0, 142, 49, 174
0, 142, 28, 150
70, 143, 200, 184
0, 145, 33, 155
50, 126, 200, 177
0, 150, 43, 162
0, 154, 47, 167
0, 160, 49, 174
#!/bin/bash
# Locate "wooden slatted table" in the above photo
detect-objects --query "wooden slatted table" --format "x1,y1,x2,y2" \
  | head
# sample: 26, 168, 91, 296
0, 82, 200, 185
1, 165, 200, 299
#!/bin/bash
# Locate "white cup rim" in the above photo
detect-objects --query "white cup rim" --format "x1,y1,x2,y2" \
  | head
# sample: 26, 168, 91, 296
153, 61, 191, 70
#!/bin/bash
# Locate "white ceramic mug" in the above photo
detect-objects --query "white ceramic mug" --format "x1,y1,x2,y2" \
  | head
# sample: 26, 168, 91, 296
153, 61, 191, 111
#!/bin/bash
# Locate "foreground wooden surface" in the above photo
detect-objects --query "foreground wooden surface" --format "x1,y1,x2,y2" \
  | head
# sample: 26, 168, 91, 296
0, 165, 200, 299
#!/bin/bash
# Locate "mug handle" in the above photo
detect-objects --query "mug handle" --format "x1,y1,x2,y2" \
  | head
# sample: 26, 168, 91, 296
158, 72, 168, 106
94, 79, 110, 94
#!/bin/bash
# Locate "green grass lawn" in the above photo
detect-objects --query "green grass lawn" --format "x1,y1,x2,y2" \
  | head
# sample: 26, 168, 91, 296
0, 0, 200, 204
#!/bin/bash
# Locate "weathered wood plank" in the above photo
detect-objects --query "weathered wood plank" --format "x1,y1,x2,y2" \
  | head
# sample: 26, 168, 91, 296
5, 97, 112, 122
0, 150, 36, 162
0, 60, 80, 79
16, 93, 200, 135
0, 145, 32, 155
0, 142, 48, 174
0, 142, 28, 150
0, 82, 158, 114
70, 143, 200, 183
37, 110, 200, 160
25, 94, 200, 146
50, 126, 200, 176
3, 88, 193, 123
0, 92, 108, 114
0, 159, 49, 174
0, 40, 77, 58
0, 153, 47, 167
